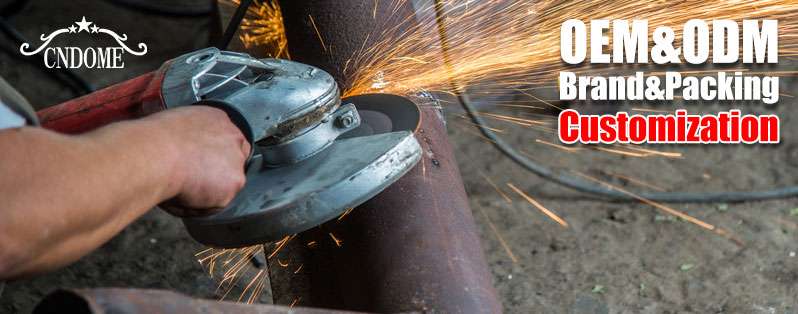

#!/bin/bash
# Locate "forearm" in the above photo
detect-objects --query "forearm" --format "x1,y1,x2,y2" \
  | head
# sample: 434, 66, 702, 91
0, 119, 182, 279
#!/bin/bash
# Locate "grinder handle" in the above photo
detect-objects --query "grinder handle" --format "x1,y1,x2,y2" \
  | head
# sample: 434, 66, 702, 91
37, 70, 167, 134
159, 100, 257, 218
194, 100, 255, 146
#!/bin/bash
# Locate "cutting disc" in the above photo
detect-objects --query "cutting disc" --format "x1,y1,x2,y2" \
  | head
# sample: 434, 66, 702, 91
340, 93, 421, 137
183, 93, 422, 248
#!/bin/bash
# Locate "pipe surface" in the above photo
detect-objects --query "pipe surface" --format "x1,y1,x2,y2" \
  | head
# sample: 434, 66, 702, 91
277, 0, 413, 91
272, 1, 500, 313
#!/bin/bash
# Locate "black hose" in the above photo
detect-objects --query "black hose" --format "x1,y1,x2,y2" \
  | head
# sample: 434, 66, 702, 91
432, 0, 798, 203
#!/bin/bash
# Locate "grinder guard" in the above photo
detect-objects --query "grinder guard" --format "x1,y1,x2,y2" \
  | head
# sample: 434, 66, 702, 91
166, 49, 422, 248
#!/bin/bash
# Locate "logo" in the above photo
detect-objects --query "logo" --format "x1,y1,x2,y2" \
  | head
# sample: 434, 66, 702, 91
19, 16, 147, 69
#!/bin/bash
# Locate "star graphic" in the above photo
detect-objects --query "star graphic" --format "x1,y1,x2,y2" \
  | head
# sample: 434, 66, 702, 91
90, 25, 100, 33
68, 25, 77, 33
75, 16, 92, 33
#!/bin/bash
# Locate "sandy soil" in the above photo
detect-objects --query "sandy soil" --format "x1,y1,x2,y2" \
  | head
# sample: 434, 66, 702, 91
1, 1, 797, 313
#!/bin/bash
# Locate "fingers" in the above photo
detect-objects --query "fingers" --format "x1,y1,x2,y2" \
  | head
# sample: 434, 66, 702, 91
206, 105, 251, 162
154, 105, 252, 218
162, 206, 225, 218
159, 201, 224, 218
240, 137, 251, 160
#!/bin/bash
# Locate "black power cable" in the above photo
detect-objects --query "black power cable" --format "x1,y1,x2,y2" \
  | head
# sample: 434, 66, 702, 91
431, 0, 798, 203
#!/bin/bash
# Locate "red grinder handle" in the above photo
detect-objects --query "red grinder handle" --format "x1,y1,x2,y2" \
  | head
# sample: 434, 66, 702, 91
37, 70, 167, 134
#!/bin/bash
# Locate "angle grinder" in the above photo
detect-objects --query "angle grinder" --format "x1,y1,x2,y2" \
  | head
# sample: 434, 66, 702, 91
37, 48, 423, 248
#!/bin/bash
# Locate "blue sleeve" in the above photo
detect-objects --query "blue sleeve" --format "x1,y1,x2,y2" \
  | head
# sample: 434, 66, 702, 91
0, 101, 26, 130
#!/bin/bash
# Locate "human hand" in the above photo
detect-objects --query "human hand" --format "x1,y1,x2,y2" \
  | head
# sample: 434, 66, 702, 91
147, 106, 251, 217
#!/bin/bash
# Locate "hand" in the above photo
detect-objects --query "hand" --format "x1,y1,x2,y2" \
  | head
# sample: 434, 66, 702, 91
147, 106, 251, 217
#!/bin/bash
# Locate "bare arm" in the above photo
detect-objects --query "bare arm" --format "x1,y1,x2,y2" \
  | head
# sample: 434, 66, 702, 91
0, 106, 250, 280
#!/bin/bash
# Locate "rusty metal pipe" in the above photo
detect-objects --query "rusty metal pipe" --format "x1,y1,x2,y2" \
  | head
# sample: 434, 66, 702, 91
33, 288, 365, 314
272, 1, 501, 313
276, 0, 419, 91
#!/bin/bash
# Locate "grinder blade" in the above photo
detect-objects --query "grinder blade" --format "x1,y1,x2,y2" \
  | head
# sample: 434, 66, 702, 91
183, 94, 422, 248
340, 93, 421, 137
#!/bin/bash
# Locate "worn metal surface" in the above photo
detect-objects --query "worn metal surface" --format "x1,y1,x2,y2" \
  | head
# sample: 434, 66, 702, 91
178, 49, 424, 247
340, 94, 422, 138
38, 47, 343, 145
265, 93, 423, 307
33, 288, 366, 314
260, 103, 360, 167
269, 100, 501, 313
338, 103, 500, 313
273, 1, 501, 312
161, 48, 341, 144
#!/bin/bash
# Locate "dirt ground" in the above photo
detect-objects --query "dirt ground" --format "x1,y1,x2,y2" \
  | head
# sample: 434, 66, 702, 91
1, 1, 797, 313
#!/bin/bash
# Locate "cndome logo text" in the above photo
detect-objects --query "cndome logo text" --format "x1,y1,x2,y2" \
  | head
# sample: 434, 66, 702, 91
19, 16, 147, 69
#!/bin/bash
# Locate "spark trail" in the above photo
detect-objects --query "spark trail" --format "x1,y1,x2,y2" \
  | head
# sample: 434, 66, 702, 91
198, 0, 798, 302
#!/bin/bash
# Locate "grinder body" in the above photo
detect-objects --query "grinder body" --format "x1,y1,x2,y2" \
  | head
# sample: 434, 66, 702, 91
35, 48, 422, 248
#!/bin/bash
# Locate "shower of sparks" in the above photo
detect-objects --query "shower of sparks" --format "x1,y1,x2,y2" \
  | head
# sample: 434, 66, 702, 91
198, 0, 797, 304
600, 170, 667, 192
593, 147, 650, 158
290, 297, 302, 308
337, 207, 355, 221
454, 115, 506, 133
474, 170, 520, 263
308, 15, 328, 52
614, 145, 684, 159
342, 0, 798, 99
572, 171, 743, 246
480, 172, 513, 204
268, 234, 295, 259
221, 0, 289, 58
328, 232, 344, 247
479, 207, 520, 263
535, 139, 581, 153
195, 245, 267, 303
507, 183, 569, 228
339, 0, 798, 167
195, 234, 294, 304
